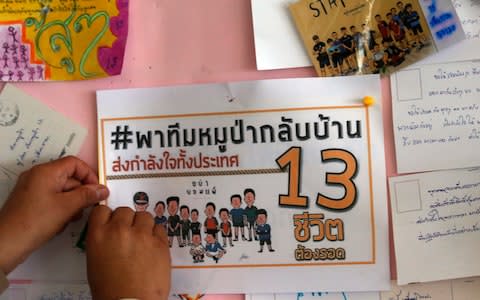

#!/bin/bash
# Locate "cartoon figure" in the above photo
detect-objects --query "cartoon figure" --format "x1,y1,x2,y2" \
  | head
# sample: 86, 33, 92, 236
204, 233, 225, 263
243, 188, 258, 241
133, 191, 149, 212
189, 233, 205, 263
154, 201, 167, 228
204, 202, 218, 240
190, 209, 201, 236
255, 209, 275, 253
230, 194, 246, 241
219, 208, 233, 247
180, 205, 191, 246
167, 196, 182, 247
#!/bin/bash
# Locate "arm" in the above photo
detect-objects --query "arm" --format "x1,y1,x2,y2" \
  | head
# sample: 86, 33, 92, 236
0, 157, 108, 280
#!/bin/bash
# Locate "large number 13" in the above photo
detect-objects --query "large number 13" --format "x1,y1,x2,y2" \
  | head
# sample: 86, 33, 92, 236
275, 147, 358, 210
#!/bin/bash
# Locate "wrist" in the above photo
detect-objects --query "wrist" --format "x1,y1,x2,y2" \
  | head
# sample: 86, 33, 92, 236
0, 215, 30, 274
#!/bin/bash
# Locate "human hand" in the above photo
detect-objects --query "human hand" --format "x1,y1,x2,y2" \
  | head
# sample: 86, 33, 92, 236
86, 206, 171, 300
0, 156, 109, 275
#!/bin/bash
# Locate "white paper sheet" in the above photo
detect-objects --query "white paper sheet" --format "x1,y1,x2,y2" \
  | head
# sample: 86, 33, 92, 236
389, 169, 480, 285
247, 291, 380, 300
0, 84, 89, 282
391, 60, 480, 174
0, 84, 87, 178
250, 0, 311, 70
97, 76, 390, 294
414, 0, 480, 65
381, 278, 480, 300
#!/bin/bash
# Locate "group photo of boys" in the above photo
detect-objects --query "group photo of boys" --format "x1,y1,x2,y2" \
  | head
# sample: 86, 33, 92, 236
310, 1, 433, 76
131, 188, 275, 265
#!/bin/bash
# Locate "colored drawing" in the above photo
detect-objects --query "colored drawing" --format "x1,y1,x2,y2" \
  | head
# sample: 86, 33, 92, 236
0, 0, 129, 81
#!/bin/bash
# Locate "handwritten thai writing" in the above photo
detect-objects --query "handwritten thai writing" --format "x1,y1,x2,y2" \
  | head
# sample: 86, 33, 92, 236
112, 150, 240, 173
417, 222, 480, 242
293, 212, 344, 242
427, 181, 480, 196
294, 244, 345, 261
109, 115, 363, 152
430, 193, 480, 208
452, 0, 480, 41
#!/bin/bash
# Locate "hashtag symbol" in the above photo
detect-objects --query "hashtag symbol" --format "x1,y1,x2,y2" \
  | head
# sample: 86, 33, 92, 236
111, 125, 133, 150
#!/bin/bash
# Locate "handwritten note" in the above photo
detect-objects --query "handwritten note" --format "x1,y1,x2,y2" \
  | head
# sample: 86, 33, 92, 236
247, 292, 380, 300
381, 278, 480, 300
389, 169, 480, 284
391, 60, 480, 173
0, 84, 87, 178
417, 0, 480, 64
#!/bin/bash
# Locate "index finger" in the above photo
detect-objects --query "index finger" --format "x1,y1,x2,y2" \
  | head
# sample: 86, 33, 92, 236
49, 156, 98, 185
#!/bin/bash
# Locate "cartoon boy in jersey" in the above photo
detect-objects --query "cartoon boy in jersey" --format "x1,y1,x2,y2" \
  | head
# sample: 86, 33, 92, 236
133, 191, 149, 212
219, 208, 233, 247
179, 205, 191, 246
256, 209, 275, 253
154, 201, 167, 228
230, 194, 246, 241
190, 208, 201, 236
243, 188, 258, 241
189, 233, 205, 263
167, 196, 182, 248
204, 202, 219, 240
205, 233, 225, 263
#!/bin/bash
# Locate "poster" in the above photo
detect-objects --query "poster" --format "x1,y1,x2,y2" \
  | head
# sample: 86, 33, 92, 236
97, 77, 389, 294
0, 0, 129, 81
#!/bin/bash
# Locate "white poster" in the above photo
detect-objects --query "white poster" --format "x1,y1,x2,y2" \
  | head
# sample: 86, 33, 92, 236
97, 76, 389, 294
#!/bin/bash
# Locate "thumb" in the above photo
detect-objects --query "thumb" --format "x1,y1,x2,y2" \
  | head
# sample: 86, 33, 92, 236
62, 184, 110, 211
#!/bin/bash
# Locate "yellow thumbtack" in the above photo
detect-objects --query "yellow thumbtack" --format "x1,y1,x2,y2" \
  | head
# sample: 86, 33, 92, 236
363, 96, 375, 106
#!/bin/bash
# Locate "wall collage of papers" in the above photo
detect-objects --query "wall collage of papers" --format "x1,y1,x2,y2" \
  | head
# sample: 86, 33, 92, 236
1, 0, 480, 299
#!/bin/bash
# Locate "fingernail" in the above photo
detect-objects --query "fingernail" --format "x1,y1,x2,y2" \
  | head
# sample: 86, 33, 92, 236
96, 186, 109, 200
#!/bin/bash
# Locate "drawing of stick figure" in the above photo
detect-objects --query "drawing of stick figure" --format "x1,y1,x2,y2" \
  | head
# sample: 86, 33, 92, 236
20, 45, 27, 57
12, 56, 20, 69
8, 27, 18, 44
7, 71, 14, 81
28, 67, 35, 81
36, 65, 44, 79
10, 44, 18, 56
2, 43, 9, 55
2, 55, 8, 68
17, 70, 24, 81
21, 54, 28, 68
